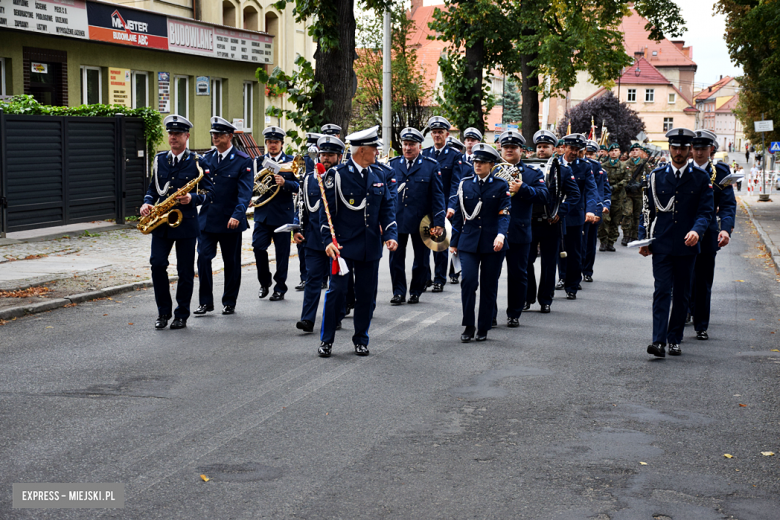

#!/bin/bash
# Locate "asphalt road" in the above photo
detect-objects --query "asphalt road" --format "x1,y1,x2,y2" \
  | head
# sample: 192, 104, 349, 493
1, 210, 778, 519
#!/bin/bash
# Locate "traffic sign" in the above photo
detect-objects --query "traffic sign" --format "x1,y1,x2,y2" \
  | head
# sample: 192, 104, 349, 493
755, 120, 774, 132
770, 142, 780, 154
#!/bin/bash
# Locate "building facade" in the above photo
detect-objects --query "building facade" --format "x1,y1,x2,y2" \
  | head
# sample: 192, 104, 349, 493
694, 76, 743, 151
0, 0, 314, 150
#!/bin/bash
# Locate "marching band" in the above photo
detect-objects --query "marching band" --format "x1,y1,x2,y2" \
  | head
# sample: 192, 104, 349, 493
143, 116, 732, 359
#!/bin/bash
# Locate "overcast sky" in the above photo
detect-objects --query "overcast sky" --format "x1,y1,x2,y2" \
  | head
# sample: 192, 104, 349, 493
678, 1, 743, 88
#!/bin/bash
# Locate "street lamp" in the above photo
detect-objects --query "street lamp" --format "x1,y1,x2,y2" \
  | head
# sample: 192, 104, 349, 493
635, 66, 641, 77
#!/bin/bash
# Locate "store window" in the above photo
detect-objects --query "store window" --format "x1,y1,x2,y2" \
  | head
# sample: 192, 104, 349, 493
243, 81, 253, 132
627, 88, 636, 102
132, 71, 148, 108
645, 89, 655, 102
80, 66, 102, 105
211, 78, 223, 118
663, 117, 673, 132
175, 75, 189, 118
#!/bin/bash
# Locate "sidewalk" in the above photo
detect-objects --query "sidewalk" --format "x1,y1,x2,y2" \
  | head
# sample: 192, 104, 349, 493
739, 191, 780, 273
0, 222, 274, 320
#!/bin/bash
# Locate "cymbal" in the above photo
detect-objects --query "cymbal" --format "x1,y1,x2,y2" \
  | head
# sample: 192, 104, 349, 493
419, 215, 452, 252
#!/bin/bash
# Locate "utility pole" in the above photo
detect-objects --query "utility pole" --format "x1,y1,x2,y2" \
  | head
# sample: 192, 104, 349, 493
382, 5, 392, 156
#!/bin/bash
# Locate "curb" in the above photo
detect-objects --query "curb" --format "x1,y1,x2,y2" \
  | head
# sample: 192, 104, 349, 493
0, 256, 266, 321
740, 198, 780, 272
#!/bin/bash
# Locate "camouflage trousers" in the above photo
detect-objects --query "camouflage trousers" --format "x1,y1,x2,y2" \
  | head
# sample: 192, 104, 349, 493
620, 192, 643, 240
598, 195, 625, 244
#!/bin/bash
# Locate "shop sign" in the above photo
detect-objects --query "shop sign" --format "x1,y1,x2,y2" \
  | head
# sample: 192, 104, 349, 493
31, 62, 48, 73
108, 67, 131, 107
87, 2, 167, 49
0, 0, 89, 39
168, 19, 214, 58
214, 27, 273, 64
195, 76, 209, 96
158, 72, 170, 113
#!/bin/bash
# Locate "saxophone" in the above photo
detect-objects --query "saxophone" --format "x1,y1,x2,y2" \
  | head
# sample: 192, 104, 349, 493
137, 158, 205, 234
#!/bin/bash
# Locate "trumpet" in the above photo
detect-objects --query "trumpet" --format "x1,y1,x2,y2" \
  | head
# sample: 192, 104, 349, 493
490, 162, 523, 196
250, 155, 306, 208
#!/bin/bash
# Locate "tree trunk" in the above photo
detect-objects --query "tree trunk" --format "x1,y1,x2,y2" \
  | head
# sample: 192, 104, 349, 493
521, 52, 540, 144
465, 37, 485, 134
312, 0, 357, 134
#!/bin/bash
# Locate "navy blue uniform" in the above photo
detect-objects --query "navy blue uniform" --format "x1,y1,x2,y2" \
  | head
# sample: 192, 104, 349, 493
422, 145, 467, 285
581, 158, 612, 277
527, 159, 581, 308
388, 154, 445, 298
251, 152, 299, 294
557, 157, 599, 294
499, 162, 549, 319
298, 155, 318, 285
451, 173, 511, 332
318, 161, 398, 346
297, 171, 332, 325
690, 161, 737, 333
144, 151, 213, 320
639, 163, 714, 345
197, 148, 253, 308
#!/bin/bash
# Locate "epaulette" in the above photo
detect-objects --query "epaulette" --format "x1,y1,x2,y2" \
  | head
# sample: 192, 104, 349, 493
423, 156, 439, 165
235, 150, 250, 159
156, 151, 168, 157
389, 156, 403, 165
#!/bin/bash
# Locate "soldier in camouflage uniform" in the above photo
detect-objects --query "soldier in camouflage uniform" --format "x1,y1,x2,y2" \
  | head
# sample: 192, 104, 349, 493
598, 143, 630, 251
598, 145, 609, 164
620, 143, 653, 246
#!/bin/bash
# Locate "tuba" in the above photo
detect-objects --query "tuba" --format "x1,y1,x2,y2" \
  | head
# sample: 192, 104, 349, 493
137, 156, 205, 235
250, 155, 306, 208
490, 162, 523, 196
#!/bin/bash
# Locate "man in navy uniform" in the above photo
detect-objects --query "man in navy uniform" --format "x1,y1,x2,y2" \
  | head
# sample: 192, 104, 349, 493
462, 127, 482, 163
317, 126, 398, 357
194, 117, 253, 316
555, 134, 599, 299
496, 130, 549, 327
639, 127, 714, 357
388, 127, 445, 305
525, 130, 580, 313
450, 144, 511, 342
252, 126, 299, 301
141, 115, 213, 330
447, 136, 466, 154
294, 135, 347, 333
689, 129, 736, 340
581, 139, 611, 283
422, 116, 465, 291
295, 132, 323, 292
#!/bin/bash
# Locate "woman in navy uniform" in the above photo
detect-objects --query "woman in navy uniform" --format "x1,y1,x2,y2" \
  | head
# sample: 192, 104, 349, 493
526, 130, 581, 313
194, 117, 253, 316
689, 130, 737, 340
388, 127, 446, 305
495, 130, 549, 327
450, 144, 511, 342
555, 134, 599, 300
141, 115, 213, 330
581, 139, 611, 283
317, 126, 398, 357
639, 128, 714, 357
294, 135, 346, 333
252, 126, 299, 301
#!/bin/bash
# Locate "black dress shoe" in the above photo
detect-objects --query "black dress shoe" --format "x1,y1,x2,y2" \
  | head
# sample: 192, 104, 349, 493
155, 315, 171, 330
461, 326, 475, 343
577, 284, 583, 290
555, 280, 565, 290
599, 242, 607, 252
258, 286, 269, 298
335, 322, 342, 330
269, 291, 284, 301
606, 244, 616, 252
222, 305, 235, 315
432, 283, 444, 293
668, 343, 682, 356
408, 294, 420, 304
296, 320, 314, 333
318, 342, 332, 357
194, 304, 214, 315
566, 292, 576, 300
345, 304, 354, 316
390, 294, 405, 305
425, 280, 433, 288
492, 318, 498, 326
354, 344, 369, 356
295, 280, 306, 291
523, 302, 531, 311
540, 304, 551, 313
685, 312, 692, 324
170, 317, 187, 329
507, 317, 520, 328
696, 330, 709, 340
475, 330, 488, 341
321, 281, 328, 289
647, 342, 666, 357
583, 275, 593, 283
449, 276, 459, 284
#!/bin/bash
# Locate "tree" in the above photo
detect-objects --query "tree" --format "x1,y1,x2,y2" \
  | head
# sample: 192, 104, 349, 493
430, 0, 685, 143
716, 0, 780, 144
501, 79, 522, 125
556, 91, 645, 152
352, 3, 435, 153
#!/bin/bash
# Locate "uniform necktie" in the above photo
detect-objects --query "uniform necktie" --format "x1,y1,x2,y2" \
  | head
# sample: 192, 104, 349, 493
360, 169, 365, 178
407, 160, 412, 170
218, 154, 222, 164
174, 156, 179, 166
676, 169, 682, 181
434, 149, 440, 159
